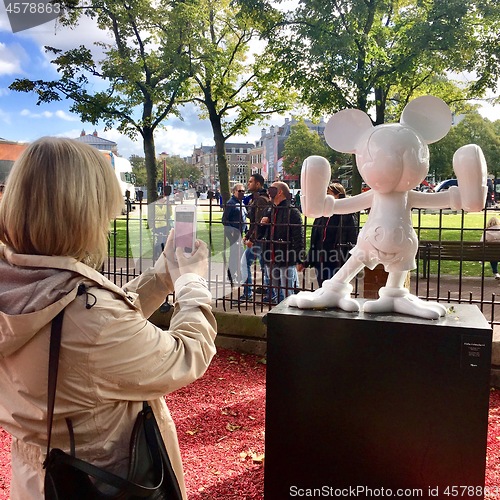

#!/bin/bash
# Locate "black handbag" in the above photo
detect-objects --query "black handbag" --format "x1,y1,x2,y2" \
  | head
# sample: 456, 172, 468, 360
43, 310, 183, 499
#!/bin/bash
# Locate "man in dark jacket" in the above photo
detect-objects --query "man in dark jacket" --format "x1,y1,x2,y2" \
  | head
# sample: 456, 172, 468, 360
260, 181, 304, 304
222, 183, 247, 285
239, 174, 271, 300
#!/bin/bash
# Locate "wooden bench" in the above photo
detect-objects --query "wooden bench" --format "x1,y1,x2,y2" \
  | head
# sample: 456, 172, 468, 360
418, 240, 500, 277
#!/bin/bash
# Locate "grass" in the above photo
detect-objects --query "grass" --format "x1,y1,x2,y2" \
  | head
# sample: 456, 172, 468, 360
109, 209, 495, 277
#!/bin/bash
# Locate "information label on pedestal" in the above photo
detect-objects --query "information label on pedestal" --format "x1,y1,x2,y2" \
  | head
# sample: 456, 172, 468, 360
461, 334, 489, 370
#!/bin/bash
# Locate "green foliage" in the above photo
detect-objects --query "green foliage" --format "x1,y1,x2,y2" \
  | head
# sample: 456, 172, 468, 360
265, 0, 500, 193
282, 119, 331, 176
10, 0, 193, 203
429, 112, 500, 179
161, 156, 203, 185
181, 0, 295, 202
269, 0, 498, 116
129, 155, 147, 186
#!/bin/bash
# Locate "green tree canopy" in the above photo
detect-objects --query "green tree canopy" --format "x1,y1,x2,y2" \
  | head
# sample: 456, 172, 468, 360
129, 154, 147, 186
429, 113, 500, 180
10, 0, 193, 203
282, 119, 331, 176
175, 0, 294, 202
162, 156, 202, 186
266, 0, 500, 192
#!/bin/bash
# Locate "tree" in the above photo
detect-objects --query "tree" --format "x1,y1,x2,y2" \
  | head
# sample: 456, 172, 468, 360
267, 0, 500, 193
129, 154, 147, 186
172, 0, 294, 202
429, 112, 500, 180
282, 119, 332, 176
9, 0, 192, 203
163, 156, 202, 186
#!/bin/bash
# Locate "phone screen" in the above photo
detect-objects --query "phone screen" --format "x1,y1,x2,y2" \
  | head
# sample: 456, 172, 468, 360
175, 210, 196, 254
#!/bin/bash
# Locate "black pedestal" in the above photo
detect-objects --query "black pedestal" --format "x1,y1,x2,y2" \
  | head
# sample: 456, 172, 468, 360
265, 301, 492, 499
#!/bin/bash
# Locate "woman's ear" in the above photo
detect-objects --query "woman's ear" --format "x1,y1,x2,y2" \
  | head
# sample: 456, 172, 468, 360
324, 109, 373, 154
400, 95, 452, 144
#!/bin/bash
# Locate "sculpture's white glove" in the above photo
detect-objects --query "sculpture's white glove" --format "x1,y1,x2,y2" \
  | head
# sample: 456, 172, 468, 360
300, 155, 336, 218
451, 144, 487, 212
163, 229, 209, 283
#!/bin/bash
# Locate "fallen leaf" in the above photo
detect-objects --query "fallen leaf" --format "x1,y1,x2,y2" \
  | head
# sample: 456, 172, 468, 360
226, 423, 241, 432
251, 453, 265, 463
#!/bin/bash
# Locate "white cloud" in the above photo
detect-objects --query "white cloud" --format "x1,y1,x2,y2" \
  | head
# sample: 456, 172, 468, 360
0, 42, 28, 75
19, 108, 79, 121
55, 109, 79, 121
0, 108, 11, 124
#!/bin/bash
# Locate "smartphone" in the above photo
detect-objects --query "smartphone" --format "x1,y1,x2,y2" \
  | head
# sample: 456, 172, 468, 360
174, 205, 197, 256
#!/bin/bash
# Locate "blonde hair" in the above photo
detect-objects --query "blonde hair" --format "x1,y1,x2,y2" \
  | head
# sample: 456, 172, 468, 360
328, 182, 346, 198
487, 216, 500, 228
0, 137, 123, 268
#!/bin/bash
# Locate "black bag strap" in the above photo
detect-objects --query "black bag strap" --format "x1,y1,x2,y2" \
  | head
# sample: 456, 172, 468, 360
44, 309, 65, 465
43, 310, 182, 498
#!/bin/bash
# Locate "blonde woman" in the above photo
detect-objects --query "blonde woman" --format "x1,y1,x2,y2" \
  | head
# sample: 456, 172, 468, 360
481, 216, 500, 279
0, 137, 216, 499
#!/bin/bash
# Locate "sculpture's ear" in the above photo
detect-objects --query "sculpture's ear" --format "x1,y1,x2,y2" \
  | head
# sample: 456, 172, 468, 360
400, 95, 452, 144
324, 109, 373, 153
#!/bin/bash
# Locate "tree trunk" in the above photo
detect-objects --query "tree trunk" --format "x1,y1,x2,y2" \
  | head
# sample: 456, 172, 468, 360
143, 127, 157, 203
374, 87, 386, 125
209, 111, 230, 204
351, 154, 362, 195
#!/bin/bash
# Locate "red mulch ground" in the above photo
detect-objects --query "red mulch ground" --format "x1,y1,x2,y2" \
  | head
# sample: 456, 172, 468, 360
0, 348, 500, 499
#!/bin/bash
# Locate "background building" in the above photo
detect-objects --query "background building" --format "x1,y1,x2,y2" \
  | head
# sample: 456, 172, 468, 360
0, 139, 27, 184
75, 129, 118, 153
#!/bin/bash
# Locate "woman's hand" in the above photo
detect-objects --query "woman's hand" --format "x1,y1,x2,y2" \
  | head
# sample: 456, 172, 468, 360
163, 230, 209, 283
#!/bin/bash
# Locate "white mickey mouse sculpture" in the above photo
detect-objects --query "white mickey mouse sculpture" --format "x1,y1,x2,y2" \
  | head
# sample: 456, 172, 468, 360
288, 95, 487, 319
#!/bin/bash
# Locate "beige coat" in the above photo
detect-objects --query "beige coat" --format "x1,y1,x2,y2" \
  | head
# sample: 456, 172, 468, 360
0, 245, 217, 499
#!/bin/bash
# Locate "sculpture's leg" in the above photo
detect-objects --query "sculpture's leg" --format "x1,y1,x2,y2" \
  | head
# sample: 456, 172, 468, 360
288, 257, 364, 311
363, 271, 448, 320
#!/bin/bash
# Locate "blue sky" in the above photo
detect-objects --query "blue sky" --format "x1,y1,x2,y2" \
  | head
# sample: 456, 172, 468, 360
0, 10, 270, 159
0, 7, 498, 161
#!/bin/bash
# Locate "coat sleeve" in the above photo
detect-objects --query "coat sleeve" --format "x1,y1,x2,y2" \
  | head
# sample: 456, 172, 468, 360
82, 273, 217, 401
121, 254, 174, 319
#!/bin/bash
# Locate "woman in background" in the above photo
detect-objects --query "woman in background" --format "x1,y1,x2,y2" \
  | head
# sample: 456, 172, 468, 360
481, 215, 500, 279
299, 183, 358, 287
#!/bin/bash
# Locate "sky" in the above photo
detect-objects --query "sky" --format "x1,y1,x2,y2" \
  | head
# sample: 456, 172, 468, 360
0, 7, 499, 161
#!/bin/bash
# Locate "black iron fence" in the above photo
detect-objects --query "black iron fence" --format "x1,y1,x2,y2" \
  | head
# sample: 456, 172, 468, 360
102, 195, 500, 327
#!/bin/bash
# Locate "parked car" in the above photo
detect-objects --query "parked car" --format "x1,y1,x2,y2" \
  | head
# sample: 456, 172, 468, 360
435, 179, 458, 192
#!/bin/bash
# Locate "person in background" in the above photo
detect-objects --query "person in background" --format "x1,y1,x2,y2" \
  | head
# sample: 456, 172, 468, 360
222, 183, 247, 286
294, 190, 301, 212
0, 137, 216, 500
260, 181, 304, 304
240, 174, 271, 301
481, 215, 500, 279
298, 182, 358, 287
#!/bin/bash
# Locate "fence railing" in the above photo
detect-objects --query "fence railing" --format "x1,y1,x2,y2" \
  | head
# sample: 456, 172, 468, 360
102, 196, 500, 327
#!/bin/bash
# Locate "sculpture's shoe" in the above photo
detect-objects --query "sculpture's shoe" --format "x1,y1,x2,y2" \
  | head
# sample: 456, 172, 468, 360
363, 287, 447, 320
288, 282, 360, 312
